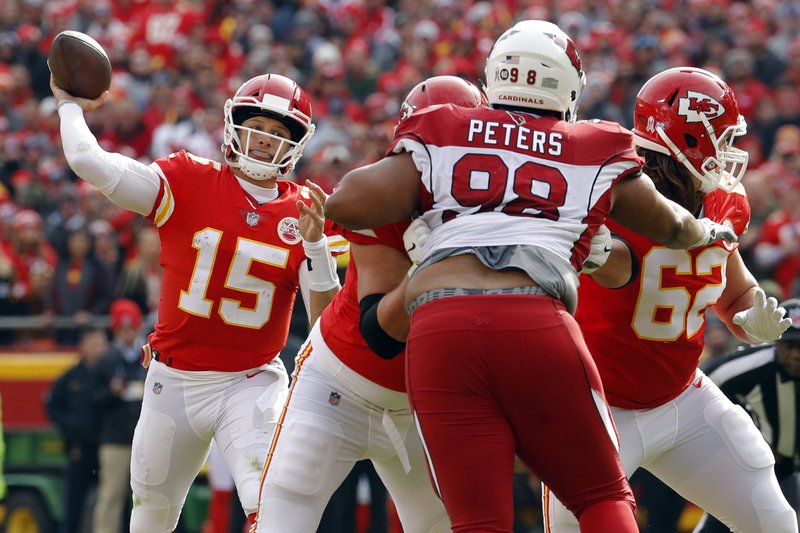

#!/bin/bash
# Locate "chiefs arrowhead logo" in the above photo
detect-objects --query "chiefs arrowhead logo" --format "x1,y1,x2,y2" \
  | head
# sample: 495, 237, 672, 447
677, 91, 725, 123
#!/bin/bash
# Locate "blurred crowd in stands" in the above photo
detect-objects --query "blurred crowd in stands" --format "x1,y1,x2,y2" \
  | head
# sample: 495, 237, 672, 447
0, 0, 798, 357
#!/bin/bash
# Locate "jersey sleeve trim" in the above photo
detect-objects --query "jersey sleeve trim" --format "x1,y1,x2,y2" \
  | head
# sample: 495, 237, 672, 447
149, 162, 175, 227
326, 235, 350, 255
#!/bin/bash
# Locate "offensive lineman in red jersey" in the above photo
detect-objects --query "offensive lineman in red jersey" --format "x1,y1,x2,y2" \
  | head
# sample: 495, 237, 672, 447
544, 68, 798, 533
325, 20, 737, 533
252, 76, 485, 533
50, 74, 345, 532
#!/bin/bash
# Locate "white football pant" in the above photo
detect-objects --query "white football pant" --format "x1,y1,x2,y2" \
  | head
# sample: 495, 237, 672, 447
255, 321, 450, 532
129, 357, 288, 532
544, 369, 797, 533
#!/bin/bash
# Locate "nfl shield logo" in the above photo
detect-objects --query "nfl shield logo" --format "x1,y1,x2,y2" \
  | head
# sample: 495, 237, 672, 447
329, 391, 341, 406
246, 212, 260, 227
153, 382, 163, 395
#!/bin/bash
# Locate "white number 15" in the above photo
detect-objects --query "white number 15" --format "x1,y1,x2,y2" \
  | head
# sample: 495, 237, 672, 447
178, 228, 289, 329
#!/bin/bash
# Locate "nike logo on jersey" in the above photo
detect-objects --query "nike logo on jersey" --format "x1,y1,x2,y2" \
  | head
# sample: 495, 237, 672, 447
603, 245, 611, 253
246, 370, 266, 379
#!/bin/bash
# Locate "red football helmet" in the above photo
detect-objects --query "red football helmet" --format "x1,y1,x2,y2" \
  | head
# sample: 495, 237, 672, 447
632, 67, 748, 193
222, 74, 315, 180
397, 75, 487, 125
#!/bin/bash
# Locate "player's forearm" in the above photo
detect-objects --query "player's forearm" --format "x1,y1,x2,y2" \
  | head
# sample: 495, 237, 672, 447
307, 287, 339, 325
58, 101, 159, 215
715, 290, 756, 343
660, 200, 707, 249
588, 238, 634, 289
714, 255, 760, 343
612, 177, 712, 248
377, 277, 410, 341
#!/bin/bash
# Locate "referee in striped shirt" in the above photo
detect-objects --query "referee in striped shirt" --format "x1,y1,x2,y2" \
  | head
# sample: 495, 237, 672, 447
695, 298, 800, 532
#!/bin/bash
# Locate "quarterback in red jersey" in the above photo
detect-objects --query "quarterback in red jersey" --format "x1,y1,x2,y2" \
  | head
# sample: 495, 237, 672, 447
51, 73, 344, 532
326, 21, 737, 533
253, 75, 485, 533
544, 68, 797, 532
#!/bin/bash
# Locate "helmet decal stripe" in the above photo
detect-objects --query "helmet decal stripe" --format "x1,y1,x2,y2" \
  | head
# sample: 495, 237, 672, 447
564, 38, 583, 74
260, 94, 292, 111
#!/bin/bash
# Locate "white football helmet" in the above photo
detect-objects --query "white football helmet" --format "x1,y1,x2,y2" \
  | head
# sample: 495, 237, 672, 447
484, 20, 586, 122
222, 74, 315, 181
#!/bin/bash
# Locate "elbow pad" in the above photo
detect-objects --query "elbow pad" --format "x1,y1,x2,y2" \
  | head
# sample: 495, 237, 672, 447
359, 293, 406, 360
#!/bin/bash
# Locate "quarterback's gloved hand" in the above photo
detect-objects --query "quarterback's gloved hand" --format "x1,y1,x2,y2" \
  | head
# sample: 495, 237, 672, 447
583, 224, 611, 275
732, 288, 792, 344
690, 218, 738, 249
403, 217, 430, 275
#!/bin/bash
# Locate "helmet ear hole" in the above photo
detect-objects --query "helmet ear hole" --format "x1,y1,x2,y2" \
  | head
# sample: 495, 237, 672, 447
684, 134, 698, 148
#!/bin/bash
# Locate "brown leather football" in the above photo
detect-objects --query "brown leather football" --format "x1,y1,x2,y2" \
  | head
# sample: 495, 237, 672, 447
48, 30, 112, 100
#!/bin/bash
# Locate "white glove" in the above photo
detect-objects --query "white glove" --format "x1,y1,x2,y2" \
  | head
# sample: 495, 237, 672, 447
403, 218, 431, 276
690, 218, 738, 249
732, 288, 792, 344
583, 224, 612, 275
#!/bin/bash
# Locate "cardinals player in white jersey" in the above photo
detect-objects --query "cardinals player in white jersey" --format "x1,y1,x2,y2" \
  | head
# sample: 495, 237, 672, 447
544, 68, 798, 533
252, 75, 485, 533
50, 73, 345, 532
326, 20, 738, 533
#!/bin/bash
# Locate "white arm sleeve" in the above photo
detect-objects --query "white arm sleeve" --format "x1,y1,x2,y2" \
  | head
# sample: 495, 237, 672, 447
59, 102, 161, 216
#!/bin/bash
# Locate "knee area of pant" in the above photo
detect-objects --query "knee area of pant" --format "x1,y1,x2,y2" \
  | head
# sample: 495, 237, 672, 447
751, 478, 799, 533
130, 491, 175, 533
235, 477, 260, 515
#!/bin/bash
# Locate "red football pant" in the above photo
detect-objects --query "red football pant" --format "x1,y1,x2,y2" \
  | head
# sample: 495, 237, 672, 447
406, 295, 637, 533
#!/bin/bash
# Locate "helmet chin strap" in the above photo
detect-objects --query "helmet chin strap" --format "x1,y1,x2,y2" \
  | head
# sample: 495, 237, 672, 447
655, 125, 718, 193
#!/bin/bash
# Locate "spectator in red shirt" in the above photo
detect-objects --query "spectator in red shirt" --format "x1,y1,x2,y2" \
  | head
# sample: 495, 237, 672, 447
755, 174, 800, 298
2, 208, 56, 314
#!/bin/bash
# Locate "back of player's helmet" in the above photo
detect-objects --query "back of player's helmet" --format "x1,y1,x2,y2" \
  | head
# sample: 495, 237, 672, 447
632, 67, 748, 193
484, 20, 586, 122
222, 74, 315, 180
398, 75, 487, 124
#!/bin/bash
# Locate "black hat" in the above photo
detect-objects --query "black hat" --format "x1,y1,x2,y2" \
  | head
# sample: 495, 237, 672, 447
780, 298, 800, 341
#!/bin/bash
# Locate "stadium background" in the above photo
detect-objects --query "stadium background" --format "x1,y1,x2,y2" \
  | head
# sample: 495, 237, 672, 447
0, 0, 799, 531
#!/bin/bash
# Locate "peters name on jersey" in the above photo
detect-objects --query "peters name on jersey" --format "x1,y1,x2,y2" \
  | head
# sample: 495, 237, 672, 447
467, 117, 563, 156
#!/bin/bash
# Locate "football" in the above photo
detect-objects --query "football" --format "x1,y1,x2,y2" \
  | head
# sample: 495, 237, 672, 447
48, 30, 112, 100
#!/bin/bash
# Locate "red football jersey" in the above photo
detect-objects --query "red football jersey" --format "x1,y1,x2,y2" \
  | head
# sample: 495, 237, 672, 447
577, 185, 751, 408
145, 151, 340, 371
319, 222, 410, 392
